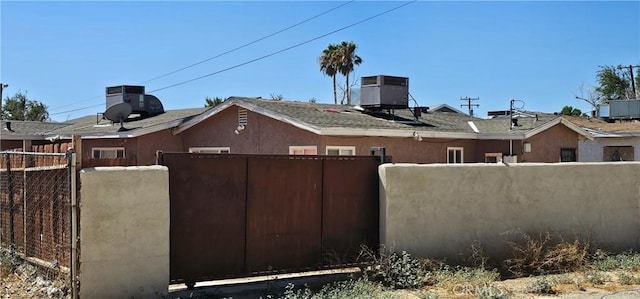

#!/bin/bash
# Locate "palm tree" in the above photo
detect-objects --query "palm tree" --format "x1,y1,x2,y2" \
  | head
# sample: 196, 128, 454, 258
205, 97, 224, 107
319, 43, 340, 104
336, 41, 363, 105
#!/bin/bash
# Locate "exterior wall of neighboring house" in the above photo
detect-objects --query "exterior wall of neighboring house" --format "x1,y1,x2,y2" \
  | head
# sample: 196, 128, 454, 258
578, 137, 640, 162
474, 139, 522, 162
177, 106, 584, 164
180, 106, 321, 155
82, 138, 138, 161
319, 136, 478, 163
520, 124, 580, 162
136, 129, 183, 165
0, 140, 24, 151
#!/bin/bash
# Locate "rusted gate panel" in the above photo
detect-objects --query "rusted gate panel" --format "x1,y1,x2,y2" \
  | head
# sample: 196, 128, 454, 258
163, 153, 382, 283
321, 157, 380, 265
245, 157, 323, 274
163, 154, 247, 283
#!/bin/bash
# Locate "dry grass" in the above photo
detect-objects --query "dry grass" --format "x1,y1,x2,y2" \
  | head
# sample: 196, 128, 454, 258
502, 231, 589, 277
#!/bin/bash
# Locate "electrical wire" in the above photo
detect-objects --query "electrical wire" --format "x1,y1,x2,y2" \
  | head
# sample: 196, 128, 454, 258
147, 0, 416, 94
49, 1, 353, 113
138, 0, 355, 84
50, 1, 416, 116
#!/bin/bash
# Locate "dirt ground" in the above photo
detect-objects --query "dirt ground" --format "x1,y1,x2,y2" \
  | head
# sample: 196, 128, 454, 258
1, 264, 69, 299
397, 272, 640, 299
5, 267, 640, 298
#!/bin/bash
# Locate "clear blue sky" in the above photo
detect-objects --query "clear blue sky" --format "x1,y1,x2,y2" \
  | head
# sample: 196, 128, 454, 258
1, 1, 639, 122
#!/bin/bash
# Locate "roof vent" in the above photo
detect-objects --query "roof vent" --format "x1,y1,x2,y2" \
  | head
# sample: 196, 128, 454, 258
105, 85, 164, 120
360, 75, 409, 109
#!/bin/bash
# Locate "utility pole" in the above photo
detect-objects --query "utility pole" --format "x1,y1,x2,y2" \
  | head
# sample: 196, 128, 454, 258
618, 65, 640, 99
460, 96, 479, 116
0, 83, 7, 119
509, 99, 515, 130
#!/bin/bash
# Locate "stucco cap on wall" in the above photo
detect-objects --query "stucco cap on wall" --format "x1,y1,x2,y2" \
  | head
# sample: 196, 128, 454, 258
80, 165, 168, 172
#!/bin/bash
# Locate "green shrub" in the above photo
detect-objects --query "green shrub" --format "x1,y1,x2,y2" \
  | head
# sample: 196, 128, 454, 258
592, 251, 640, 271
525, 277, 555, 294
358, 247, 426, 289
278, 279, 401, 299
584, 270, 607, 285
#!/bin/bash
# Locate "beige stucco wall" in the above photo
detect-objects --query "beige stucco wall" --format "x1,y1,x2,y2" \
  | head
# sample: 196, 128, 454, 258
379, 162, 640, 262
79, 166, 169, 299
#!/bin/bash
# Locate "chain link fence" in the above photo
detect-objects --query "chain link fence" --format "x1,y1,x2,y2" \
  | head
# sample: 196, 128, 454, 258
0, 151, 75, 285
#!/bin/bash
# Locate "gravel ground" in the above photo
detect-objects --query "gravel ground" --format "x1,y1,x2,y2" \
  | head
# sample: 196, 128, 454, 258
1, 263, 70, 299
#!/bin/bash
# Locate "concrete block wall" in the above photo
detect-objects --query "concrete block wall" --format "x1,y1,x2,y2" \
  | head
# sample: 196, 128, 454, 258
79, 166, 169, 299
379, 162, 640, 262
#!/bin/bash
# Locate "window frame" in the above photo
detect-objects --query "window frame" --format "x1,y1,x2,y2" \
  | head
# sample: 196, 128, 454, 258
189, 147, 231, 154
326, 146, 356, 156
289, 146, 318, 155
447, 147, 464, 164
92, 147, 125, 159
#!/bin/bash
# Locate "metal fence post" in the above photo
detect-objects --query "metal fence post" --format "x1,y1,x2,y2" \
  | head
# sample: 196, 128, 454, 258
68, 149, 79, 299
23, 153, 27, 256
6, 152, 15, 250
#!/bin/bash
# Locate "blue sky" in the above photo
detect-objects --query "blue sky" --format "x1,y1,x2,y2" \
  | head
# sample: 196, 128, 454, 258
1, 1, 639, 122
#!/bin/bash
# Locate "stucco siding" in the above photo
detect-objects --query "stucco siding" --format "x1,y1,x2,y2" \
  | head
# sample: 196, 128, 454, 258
520, 124, 579, 162
579, 137, 640, 162
379, 162, 640, 262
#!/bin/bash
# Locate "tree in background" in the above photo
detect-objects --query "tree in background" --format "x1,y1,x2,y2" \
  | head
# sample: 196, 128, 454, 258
336, 41, 362, 105
560, 105, 583, 116
205, 96, 224, 107
319, 43, 340, 104
269, 93, 284, 101
1, 92, 49, 121
594, 65, 640, 102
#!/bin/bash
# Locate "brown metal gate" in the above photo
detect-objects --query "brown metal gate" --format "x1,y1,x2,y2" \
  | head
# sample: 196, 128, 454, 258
158, 153, 381, 285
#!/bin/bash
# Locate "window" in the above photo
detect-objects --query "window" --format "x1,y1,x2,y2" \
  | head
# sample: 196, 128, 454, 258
447, 147, 463, 164
603, 146, 634, 161
189, 147, 230, 154
289, 146, 317, 155
326, 146, 356, 156
92, 147, 125, 159
560, 148, 576, 162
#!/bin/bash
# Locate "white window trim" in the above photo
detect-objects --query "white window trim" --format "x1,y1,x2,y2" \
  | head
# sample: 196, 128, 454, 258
326, 146, 356, 156
289, 146, 318, 155
92, 147, 125, 159
447, 147, 464, 164
189, 147, 231, 154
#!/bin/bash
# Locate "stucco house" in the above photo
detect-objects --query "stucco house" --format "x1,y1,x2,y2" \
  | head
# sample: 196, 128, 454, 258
563, 116, 640, 162
1, 97, 592, 165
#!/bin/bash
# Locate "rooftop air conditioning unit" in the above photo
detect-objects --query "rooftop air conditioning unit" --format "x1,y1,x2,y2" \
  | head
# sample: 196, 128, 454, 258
359, 75, 409, 109
609, 99, 640, 120
105, 85, 164, 118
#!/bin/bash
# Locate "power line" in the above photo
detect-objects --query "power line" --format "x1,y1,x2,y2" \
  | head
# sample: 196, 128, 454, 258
148, 1, 416, 94
49, 1, 353, 113
51, 1, 416, 116
138, 0, 355, 84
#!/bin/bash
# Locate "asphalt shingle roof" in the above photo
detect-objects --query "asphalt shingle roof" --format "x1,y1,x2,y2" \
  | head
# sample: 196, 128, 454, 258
236, 97, 480, 133
0, 120, 72, 136
232, 97, 560, 135
0, 98, 568, 139
48, 107, 208, 136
